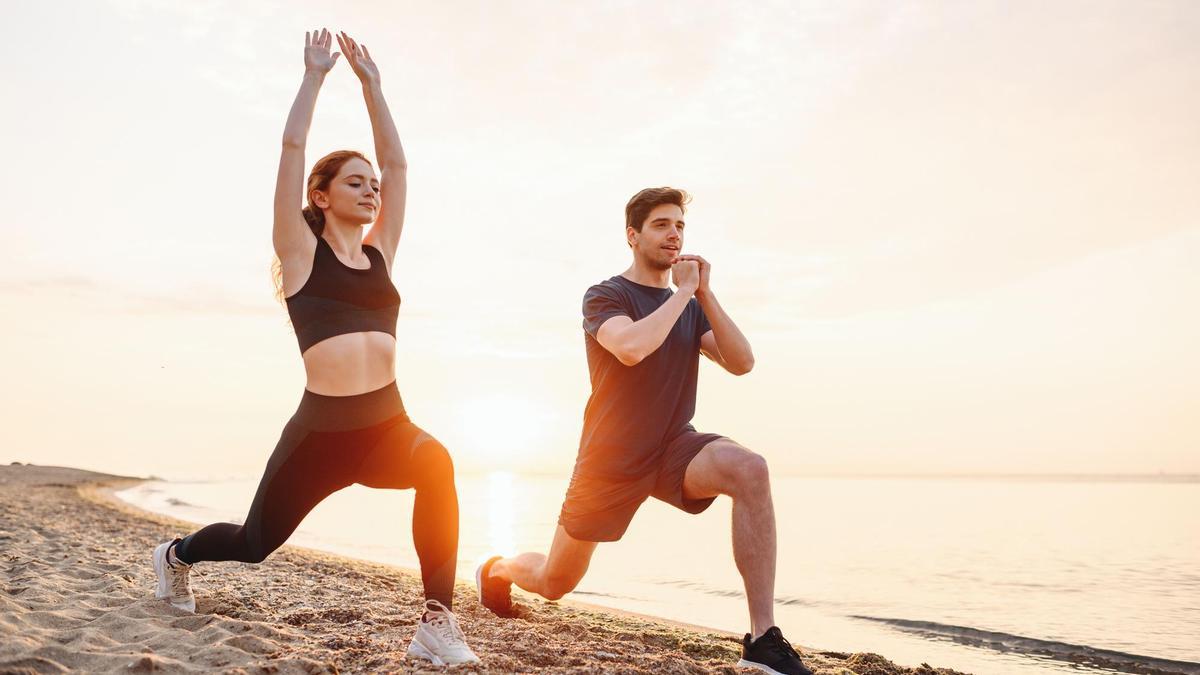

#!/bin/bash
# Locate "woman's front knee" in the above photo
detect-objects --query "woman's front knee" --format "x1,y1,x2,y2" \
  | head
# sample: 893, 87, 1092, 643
412, 440, 455, 487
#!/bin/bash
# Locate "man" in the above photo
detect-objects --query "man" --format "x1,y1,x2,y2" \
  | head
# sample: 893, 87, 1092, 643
477, 187, 812, 675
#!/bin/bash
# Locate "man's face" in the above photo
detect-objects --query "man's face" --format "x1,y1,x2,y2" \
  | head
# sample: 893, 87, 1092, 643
628, 203, 685, 270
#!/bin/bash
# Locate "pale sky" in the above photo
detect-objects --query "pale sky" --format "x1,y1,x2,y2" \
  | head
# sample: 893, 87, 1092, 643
1, 0, 1197, 480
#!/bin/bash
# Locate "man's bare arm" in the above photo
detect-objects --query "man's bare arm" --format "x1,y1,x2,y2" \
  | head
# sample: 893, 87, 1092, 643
596, 262, 700, 366
676, 254, 754, 375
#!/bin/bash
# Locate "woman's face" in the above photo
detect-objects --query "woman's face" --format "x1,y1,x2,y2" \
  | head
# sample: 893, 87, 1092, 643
312, 157, 380, 225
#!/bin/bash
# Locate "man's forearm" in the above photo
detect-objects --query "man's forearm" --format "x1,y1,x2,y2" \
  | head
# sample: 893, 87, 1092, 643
609, 289, 695, 364
697, 290, 755, 373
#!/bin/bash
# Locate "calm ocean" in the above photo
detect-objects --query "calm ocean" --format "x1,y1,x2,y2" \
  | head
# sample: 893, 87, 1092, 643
118, 473, 1200, 675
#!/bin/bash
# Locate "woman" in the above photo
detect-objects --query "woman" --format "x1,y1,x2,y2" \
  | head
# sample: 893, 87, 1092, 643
150, 29, 479, 666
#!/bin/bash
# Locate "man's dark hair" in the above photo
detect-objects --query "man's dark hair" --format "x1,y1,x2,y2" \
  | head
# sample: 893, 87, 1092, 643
625, 187, 691, 232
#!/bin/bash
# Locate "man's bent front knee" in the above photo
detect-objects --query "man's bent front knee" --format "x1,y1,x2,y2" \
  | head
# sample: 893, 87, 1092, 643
724, 447, 770, 498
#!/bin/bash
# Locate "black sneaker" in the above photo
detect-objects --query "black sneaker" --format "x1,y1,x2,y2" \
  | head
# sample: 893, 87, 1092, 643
737, 626, 814, 675
475, 555, 513, 616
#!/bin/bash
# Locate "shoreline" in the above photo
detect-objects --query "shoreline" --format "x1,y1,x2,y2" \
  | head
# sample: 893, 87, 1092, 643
1, 463, 971, 673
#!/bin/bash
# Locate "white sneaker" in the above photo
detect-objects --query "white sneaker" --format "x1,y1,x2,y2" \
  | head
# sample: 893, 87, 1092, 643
152, 539, 196, 613
406, 599, 481, 666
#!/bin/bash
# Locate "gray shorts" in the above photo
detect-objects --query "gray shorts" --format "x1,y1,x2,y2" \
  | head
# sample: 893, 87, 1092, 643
557, 430, 726, 542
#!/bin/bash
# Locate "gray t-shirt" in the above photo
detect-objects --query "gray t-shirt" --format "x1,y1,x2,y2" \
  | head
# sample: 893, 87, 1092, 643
576, 275, 712, 479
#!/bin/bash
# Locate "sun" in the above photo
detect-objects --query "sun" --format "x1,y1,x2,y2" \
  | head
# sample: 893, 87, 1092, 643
449, 392, 564, 471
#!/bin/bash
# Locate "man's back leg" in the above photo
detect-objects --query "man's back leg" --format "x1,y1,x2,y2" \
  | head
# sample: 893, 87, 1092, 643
480, 525, 598, 613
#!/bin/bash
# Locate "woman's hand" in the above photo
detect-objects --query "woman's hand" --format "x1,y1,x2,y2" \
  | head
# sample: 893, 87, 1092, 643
304, 28, 340, 74
336, 31, 380, 85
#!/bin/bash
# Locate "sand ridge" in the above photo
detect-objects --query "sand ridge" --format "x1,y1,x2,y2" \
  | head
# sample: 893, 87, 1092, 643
0, 464, 970, 674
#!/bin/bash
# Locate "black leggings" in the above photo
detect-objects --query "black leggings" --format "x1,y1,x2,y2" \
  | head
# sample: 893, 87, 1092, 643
173, 381, 458, 608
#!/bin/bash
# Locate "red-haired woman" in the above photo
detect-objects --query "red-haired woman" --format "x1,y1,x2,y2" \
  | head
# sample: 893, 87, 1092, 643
150, 29, 479, 666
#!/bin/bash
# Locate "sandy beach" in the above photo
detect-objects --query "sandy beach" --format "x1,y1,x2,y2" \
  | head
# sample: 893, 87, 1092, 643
0, 464, 969, 674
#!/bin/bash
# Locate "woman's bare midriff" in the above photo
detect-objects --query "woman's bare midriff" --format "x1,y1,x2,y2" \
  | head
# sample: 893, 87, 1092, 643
301, 331, 398, 396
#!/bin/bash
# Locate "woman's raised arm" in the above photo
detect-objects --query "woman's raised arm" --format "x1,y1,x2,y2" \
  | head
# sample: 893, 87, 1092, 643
273, 29, 339, 259
337, 31, 408, 264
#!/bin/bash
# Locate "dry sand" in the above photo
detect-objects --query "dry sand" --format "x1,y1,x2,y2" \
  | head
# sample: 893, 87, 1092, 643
0, 464, 970, 674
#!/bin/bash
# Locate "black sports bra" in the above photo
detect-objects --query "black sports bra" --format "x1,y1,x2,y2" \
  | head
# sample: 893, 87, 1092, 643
284, 236, 401, 353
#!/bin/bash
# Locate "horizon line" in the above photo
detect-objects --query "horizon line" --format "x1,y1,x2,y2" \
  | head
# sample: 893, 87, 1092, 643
459, 469, 1200, 483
